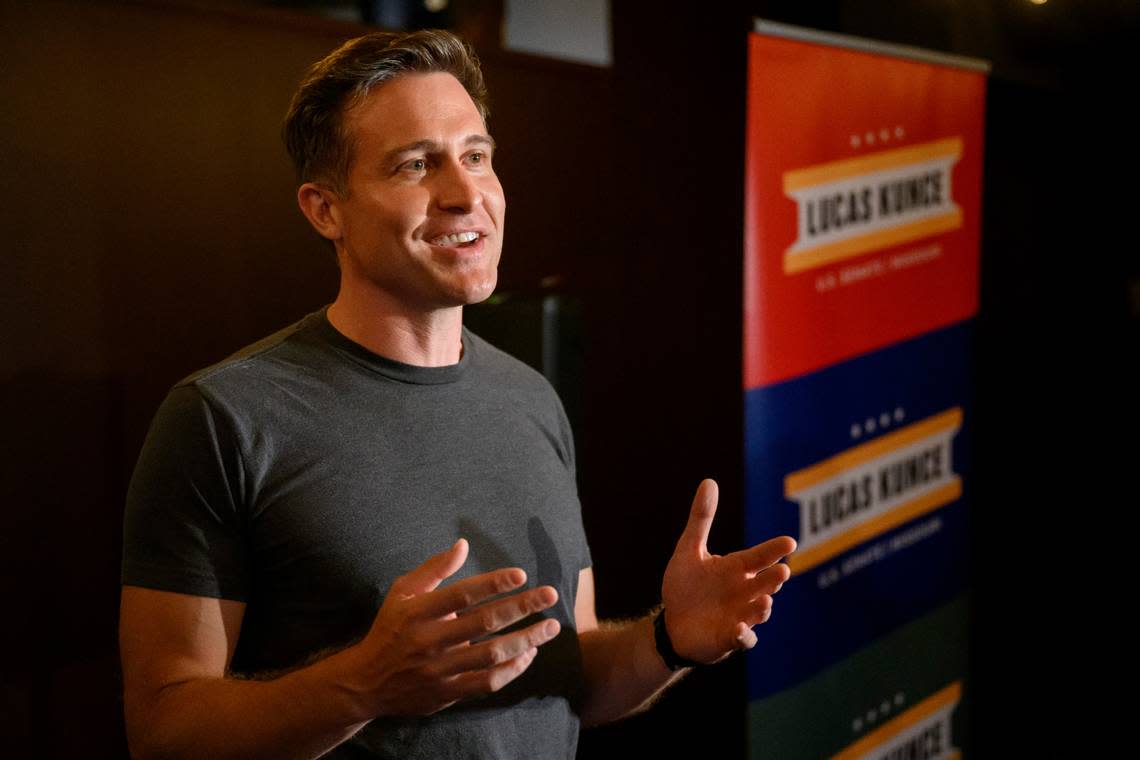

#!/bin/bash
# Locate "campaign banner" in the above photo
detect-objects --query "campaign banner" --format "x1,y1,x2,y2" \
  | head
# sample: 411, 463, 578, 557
744, 26, 985, 389
743, 21, 987, 759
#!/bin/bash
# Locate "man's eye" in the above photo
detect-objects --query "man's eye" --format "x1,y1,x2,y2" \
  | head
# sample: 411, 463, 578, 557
468, 152, 486, 165
402, 158, 427, 172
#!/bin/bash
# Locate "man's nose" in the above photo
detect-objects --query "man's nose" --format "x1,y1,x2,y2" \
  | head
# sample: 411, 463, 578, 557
435, 159, 482, 213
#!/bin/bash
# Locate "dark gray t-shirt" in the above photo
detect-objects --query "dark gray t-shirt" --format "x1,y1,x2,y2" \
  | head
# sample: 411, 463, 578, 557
122, 308, 592, 758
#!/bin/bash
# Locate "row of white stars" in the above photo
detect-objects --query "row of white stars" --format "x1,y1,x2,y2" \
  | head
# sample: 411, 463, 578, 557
852, 692, 906, 732
851, 407, 905, 439
851, 126, 905, 149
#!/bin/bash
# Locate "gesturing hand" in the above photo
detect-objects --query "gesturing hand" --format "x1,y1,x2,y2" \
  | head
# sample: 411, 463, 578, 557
661, 479, 796, 664
349, 538, 561, 717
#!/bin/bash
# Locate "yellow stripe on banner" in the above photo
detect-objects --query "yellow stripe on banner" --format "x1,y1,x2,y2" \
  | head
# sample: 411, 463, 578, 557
783, 137, 963, 192
787, 479, 961, 574
783, 209, 962, 274
832, 682, 963, 760
785, 408, 962, 495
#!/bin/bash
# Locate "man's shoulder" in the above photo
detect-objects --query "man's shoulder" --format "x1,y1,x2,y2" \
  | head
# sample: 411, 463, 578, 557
165, 310, 330, 417
180, 311, 323, 386
464, 328, 554, 393
463, 328, 572, 425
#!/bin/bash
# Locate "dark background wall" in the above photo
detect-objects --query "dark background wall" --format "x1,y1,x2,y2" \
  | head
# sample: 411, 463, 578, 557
0, 4, 345, 754
1, 0, 1134, 756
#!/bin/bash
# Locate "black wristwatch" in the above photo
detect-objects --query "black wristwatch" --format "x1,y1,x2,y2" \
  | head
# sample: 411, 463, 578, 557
653, 608, 702, 671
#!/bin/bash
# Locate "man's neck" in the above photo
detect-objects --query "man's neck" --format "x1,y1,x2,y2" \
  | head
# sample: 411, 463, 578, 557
326, 292, 464, 368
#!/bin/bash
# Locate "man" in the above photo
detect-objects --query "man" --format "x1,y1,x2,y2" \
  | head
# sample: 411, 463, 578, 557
120, 30, 795, 759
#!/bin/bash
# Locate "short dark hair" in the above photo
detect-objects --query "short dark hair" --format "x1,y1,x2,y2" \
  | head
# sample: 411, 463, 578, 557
283, 29, 488, 195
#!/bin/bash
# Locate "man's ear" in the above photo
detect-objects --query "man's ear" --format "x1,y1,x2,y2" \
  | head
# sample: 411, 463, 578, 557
297, 182, 343, 242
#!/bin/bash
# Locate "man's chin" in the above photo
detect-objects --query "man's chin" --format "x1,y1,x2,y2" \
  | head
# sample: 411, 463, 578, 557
456, 277, 499, 306
463, 290, 497, 307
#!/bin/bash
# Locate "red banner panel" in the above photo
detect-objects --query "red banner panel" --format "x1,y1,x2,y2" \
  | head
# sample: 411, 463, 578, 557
744, 33, 986, 389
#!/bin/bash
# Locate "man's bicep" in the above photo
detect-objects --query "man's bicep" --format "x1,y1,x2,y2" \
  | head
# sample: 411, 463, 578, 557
120, 586, 245, 708
575, 567, 599, 634
123, 385, 250, 601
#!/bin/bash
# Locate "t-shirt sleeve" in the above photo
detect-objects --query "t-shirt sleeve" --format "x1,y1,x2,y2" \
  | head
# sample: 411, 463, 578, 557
553, 390, 593, 572
121, 383, 250, 601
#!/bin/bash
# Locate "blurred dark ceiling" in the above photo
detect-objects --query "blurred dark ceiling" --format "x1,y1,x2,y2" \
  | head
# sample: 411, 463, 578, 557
236, 0, 1139, 89
756, 0, 1138, 90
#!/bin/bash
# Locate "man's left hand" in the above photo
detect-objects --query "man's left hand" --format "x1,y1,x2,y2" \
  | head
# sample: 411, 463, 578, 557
660, 479, 796, 664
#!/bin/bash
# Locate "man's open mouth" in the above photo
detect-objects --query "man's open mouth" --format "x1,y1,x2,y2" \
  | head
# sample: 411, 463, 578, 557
429, 232, 480, 247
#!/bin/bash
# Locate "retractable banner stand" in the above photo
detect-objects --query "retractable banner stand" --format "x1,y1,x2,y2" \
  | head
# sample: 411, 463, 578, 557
743, 21, 988, 759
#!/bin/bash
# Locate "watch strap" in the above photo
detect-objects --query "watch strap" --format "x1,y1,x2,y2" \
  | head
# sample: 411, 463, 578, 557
653, 608, 701, 671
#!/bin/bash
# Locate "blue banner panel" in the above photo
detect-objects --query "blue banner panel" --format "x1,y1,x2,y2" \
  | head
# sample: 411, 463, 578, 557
745, 321, 972, 700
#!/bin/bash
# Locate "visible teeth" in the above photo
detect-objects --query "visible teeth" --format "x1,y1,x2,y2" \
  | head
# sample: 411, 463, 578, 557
430, 231, 479, 246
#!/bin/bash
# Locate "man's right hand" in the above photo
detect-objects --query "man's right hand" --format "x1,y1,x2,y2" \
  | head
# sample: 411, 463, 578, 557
119, 539, 557, 758
344, 538, 561, 717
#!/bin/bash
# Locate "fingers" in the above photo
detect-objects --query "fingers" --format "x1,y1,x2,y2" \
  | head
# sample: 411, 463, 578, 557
413, 566, 536, 620
732, 535, 797, 575
436, 617, 561, 677
391, 538, 470, 598
725, 587, 781, 655
443, 645, 540, 699
724, 598, 773, 655
677, 479, 719, 555
746, 562, 791, 598
430, 585, 559, 648
362, 545, 568, 717
741, 594, 774, 627
436, 616, 561, 701
733, 621, 759, 651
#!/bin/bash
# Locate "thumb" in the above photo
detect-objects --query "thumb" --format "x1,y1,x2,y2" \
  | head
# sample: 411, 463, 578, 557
393, 538, 469, 597
677, 479, 718, 556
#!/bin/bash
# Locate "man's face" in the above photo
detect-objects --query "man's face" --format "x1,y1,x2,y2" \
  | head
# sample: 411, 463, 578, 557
331, 72, 505, 311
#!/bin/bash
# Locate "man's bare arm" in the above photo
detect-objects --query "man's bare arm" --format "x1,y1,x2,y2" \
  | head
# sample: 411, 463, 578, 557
574, 480, 795, 727
121, 539, 561, 760
121, 588, 373, 759
574, 569, 685, 726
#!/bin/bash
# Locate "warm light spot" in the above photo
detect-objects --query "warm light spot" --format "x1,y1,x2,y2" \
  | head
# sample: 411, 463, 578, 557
1028, 0, 1047, 5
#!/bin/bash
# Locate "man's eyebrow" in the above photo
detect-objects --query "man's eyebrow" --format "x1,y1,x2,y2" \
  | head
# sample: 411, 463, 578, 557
466, 134, 496, 152
382, 134, 496, 163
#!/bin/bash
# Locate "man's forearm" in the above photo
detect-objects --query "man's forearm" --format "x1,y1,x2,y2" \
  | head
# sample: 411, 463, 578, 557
577, 611, 688, 727
130, 645, 372, 760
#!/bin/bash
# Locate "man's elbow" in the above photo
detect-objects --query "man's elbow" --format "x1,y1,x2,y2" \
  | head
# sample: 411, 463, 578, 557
579, 692, 661, 729
124, 679, 202, 760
